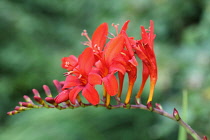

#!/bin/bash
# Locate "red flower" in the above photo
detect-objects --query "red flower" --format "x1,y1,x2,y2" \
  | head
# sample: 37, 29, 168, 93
55, 47, 101, 105
82, 23, 108, 56
98, 35, 125, 96
120, 31, 138, 104
61, 55, 78, 71
110, 20, 138, 104
134, 20, 157, 103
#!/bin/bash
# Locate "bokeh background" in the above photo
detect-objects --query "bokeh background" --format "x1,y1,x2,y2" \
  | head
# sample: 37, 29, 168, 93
0, 0, 210, 140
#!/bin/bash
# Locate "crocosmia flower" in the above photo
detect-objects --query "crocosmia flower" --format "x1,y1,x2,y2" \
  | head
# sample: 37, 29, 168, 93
134, 20, 157, 103
61, 55, 78, 71
55, 47, 102, 105
8, 20, 158, 115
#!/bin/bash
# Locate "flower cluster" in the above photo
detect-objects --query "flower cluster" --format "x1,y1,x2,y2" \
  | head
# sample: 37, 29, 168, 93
7, 20, 157, 115
55, 20, 157, 106
7, 21, 208, 140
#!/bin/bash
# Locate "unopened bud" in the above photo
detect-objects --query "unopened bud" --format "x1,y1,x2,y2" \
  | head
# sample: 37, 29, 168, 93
15, 106, 27, 111
19, 102, 34, 108
32, 89, 40, 97
45, 97, 55, 104
7, 110, 19, 115
135, 97, 141, 105
43, 85, 52, 97
155, 103, 163, 110
34, 96, 43, 103
203, 136, 208, 140
23, 95, 33, 103
53, 80, 62, 93
173, 108, 181, 121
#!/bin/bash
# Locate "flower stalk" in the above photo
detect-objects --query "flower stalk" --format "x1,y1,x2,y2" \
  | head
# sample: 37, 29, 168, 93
7, 20, 206, 140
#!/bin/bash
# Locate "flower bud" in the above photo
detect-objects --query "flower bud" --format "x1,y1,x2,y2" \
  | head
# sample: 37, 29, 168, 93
173, 108, 181, 121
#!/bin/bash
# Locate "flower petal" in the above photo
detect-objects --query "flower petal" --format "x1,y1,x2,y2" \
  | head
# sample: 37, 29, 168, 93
82, 84, 99, 105
128, 56, 138, 67
54, 89, 70, 104
102, 74, 118, 96
78, 47, 95, 75
88, 73, 102, 86
61, 55, 78, 71
62, 75, 82, 89
120, 20, 130, 33
103, 35, 124, 65
92, 23, 108, 51
109, 62, 126, 75
149, 20, 156, 49
122, 31, 134, 56
69, 86, 83, 104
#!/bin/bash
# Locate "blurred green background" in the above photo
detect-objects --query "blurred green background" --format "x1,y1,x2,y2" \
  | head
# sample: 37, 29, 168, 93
0, 0, 210, 139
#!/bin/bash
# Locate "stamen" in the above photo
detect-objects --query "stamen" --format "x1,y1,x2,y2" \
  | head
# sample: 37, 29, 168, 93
108, 32, 115, 38
120, 52, 126, 56
78, 74, 82, 79
65, 61, 70, 68
112, 23, 119, 35
63, 71, 73, 76
81, 30, 92, 46
81, 41, 91, 46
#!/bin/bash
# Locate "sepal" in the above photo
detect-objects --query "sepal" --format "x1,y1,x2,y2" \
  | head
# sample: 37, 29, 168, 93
147, 101, 153, 111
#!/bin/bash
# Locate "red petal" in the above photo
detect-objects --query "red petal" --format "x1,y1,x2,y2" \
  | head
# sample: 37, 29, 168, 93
92, 23, 108, 51
144, 44, 156, 65
61, 55, 78, 71
54, 90, 70, 104
128, 56, 138, 67
62, 75, 82, 89
69, 86, 83, 104
122, 31, 134, 56
103, 35, 124, 65
120, 20, 130, 33
88, 73, 102, 85
82, 84, 99, 105
127, 65, 137, 84
142, 63, 150, 86
78, 47, 95, 75
102, 74, 118, 96
109, 62, 126, 75
149, 20, 156, 49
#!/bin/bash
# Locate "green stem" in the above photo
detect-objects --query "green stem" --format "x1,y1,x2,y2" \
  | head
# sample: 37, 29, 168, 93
9, 99, 204, 140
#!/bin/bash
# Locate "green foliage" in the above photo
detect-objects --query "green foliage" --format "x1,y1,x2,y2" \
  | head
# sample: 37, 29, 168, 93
0, 0, 210, 139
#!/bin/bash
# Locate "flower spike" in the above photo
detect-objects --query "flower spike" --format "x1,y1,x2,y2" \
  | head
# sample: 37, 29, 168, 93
7, 20, 206, 140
